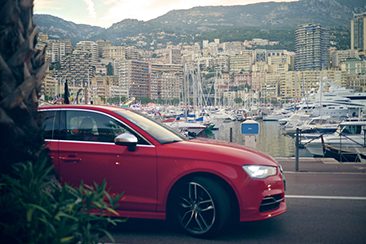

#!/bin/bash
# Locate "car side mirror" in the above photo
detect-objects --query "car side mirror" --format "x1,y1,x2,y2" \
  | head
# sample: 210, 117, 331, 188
114, 133, 138, 152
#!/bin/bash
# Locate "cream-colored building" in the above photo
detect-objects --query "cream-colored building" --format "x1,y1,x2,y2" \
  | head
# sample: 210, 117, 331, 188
46, 39, 72, 63
150, 63, 183, 101
330, 49, 358, 68
96, 40, 112, 58
89, 75, 119, 104
75, 41, 98, 65
229, 51, 253, 73
282, 70, 348, 99
42, 72, 58, 99
102, 45, 126, 60
117, 59, 150, 99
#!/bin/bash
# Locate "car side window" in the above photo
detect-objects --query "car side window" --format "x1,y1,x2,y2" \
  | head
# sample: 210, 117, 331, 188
66, 111, 100, 142
40, 110, 58, 140
65, 110, 148, 144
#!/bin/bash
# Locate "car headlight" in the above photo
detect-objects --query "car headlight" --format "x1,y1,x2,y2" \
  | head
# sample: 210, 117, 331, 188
242, 165, 277, 179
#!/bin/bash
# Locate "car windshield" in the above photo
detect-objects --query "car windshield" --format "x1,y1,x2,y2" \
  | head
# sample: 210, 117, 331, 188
114, 108, 185, 144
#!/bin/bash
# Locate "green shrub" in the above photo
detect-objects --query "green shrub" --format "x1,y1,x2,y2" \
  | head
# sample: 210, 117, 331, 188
0, 153, 124, 243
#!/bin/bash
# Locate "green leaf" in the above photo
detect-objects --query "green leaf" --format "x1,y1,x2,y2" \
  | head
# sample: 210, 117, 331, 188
26, 203, 51, 217
60, 236, 74, 243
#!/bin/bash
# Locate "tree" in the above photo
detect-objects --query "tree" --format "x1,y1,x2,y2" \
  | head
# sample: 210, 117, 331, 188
0, 3, 121, 243
234, 97, 243, 105
0, 0, 47, 173
106, 62, 114, 75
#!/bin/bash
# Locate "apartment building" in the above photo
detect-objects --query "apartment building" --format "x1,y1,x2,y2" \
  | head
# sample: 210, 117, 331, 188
150, 63, 183, 101
46, 39, 72, 63
102, 45, 126, 60
330, 49, 359, 68
118, 60, 150, 99
89, 75, 120, 103
96, 40, 112, 58
267, 50, 292, 73
295, 24, 330, 71
57, 50, 94, 87
229, 51, 253, 73
75, 41, 98, 65
169, 48, 182, 64
42, 72, 58, 98
351, 12, 366, 54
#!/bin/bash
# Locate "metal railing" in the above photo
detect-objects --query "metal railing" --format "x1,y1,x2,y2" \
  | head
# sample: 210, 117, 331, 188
295, 128, 366, 168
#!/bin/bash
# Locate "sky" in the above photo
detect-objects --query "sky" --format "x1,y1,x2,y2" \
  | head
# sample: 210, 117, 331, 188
34, 0, 297, 28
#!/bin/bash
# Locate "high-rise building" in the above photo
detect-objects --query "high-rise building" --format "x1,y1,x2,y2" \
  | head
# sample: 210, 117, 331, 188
168, 48, 182, 64
57, 51, 94, 87
96, 40, 112, 58
46, 39, 72, 63
295, 24, 330, 71
150, 63, 183, 100
75, 41, 98, 65
351, 12, 366, 53
118, 60, 150, 99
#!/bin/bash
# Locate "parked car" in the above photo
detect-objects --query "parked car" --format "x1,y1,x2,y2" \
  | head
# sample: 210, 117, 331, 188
39, 105, 286, 237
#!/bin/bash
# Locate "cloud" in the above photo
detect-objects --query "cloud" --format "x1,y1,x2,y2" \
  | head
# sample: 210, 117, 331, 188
83, 0, 97, 18
34, 0, 62, 11
104, 0, 121, 5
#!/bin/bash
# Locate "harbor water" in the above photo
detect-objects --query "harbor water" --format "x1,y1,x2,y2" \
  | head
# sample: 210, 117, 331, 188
208, 120, 297, 157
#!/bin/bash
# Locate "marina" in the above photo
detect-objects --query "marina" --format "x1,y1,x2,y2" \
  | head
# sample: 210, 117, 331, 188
208, 120, 296, 157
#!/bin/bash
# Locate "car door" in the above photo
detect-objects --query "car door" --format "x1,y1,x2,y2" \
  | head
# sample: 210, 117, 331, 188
58, 109, 158, 212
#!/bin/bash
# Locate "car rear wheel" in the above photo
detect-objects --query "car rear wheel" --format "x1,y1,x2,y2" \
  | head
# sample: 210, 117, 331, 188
168, 176, 232, 237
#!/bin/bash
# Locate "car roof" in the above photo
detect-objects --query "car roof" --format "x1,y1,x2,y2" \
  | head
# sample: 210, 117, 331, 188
39, 104, 128, 113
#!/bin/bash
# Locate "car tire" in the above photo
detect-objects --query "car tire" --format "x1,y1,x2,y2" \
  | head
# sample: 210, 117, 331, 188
168, 176, 232, 238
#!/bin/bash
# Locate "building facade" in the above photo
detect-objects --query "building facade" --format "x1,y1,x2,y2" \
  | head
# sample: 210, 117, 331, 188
118, 60, 150, 99
351, 12, 366, 54
295, 24, 330, 71
150, 63, 183, 101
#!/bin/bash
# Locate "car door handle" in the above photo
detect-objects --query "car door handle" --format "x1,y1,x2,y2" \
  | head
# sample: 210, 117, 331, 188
59, 156, 82, 162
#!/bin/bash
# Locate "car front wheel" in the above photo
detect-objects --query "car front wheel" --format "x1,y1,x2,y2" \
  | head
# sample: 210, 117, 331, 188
168, 176, 232, 237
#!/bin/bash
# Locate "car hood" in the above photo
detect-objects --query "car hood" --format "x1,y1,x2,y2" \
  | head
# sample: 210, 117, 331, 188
161, 138, 278, 167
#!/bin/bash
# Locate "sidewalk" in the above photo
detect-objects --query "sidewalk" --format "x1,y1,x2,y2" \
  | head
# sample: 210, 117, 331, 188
275, 157, 366, 173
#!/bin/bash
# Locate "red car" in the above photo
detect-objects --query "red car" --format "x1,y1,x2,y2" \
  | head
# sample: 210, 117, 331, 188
39, 105, 286, 237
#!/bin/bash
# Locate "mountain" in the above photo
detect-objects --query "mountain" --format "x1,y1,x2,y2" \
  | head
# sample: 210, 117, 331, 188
34, 0, 366, 50
34, 14, 103, 43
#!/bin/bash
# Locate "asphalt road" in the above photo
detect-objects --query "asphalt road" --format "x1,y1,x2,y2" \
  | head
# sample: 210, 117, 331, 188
108, 162, 366, 244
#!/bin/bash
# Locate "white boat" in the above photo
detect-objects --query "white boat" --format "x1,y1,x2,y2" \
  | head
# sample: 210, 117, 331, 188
263, 108, 292, 121
295, 100, 363, 119
290, 79, 365, 120
164, 121, 206, 136
281, 112, 311, 132
284, 116, 339, 136
301, 121, 366, 157
209, 109, 236, 121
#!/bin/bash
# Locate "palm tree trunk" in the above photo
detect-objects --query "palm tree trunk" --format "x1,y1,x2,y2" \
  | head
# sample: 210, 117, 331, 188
0, 0, 47, 173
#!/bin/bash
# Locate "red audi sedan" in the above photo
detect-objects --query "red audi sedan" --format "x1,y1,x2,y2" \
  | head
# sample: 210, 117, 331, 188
39, 105, 286, 237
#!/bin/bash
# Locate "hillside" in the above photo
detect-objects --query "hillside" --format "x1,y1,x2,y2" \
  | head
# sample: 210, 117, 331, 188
34, 0, 366, 50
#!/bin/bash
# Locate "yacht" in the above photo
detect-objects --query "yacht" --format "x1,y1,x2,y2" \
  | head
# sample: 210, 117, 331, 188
301, 121, 366, 160
284, 116, 340, 136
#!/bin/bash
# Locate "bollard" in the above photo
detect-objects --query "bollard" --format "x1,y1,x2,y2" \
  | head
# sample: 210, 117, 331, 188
295, 128, 300, 172
229, 127, 233, 142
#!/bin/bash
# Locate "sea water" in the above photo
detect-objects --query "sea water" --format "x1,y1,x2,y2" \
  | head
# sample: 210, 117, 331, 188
209, 120, 297, 157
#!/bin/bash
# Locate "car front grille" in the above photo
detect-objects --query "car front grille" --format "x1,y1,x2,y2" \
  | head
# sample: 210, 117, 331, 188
259, 194, 284, 212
